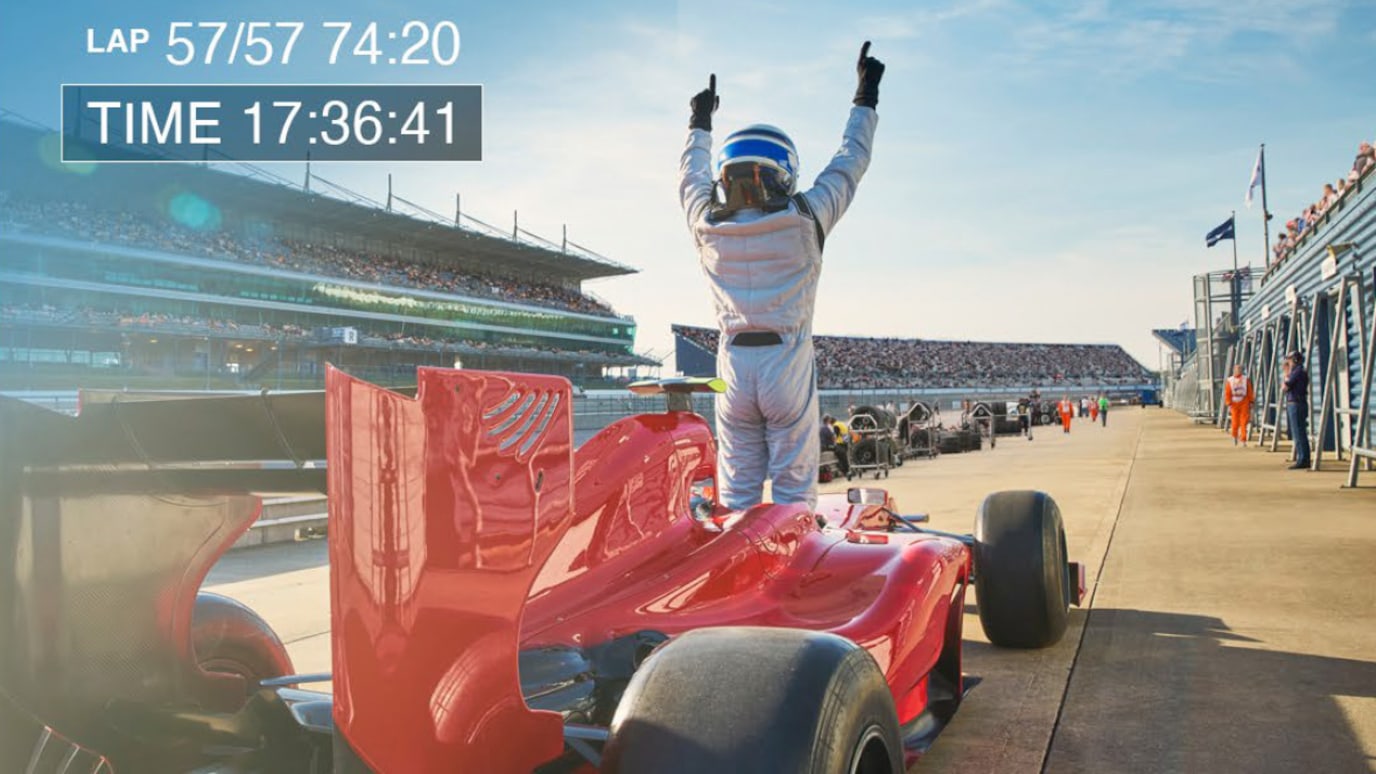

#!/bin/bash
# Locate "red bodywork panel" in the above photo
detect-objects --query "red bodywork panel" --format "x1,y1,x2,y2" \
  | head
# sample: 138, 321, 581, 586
326, 368, 970, 772
327, 367, 572, 773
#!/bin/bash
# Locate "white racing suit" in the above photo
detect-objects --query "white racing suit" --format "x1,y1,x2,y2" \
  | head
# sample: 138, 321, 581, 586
679, 106, 877, 511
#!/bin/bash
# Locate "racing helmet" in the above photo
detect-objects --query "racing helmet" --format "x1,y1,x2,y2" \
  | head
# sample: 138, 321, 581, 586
715, 124, 799, 210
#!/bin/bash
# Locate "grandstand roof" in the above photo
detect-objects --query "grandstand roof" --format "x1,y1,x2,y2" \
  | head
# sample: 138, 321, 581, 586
206, 179, 635, 281
0, 120, 635, 283
1151, 328, 1197, 357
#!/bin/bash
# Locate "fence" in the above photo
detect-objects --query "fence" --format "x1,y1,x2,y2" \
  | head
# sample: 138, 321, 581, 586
1165, 352, 1207, 418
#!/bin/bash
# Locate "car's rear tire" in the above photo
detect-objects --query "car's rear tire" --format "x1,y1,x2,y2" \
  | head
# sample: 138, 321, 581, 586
602, 627, 903, 774
963, 430, 982, 452
192, 592, 293, 702
973, 491, 1071, 649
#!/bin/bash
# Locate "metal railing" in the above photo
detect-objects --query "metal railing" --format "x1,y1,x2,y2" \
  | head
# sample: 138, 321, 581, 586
1165, 353, 1205, 417
1311, 266, 1376, 485
1222, 263, 1375, 486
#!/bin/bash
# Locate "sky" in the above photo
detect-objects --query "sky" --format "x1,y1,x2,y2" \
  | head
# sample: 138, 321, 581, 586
2, 0, 1374, 370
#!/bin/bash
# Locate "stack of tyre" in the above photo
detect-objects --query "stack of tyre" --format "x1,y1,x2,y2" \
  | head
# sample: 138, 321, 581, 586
906, 426, 935, 453
849, 406, 901, 470
936, 426, 981, 454
899, 401, 939, 459
988, 402, 1022, 435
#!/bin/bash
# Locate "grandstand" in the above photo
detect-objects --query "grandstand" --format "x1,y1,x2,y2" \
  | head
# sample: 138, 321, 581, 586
673, 324, 1153, 391
0, 120, 656, 391
1171, 130, 1375, 425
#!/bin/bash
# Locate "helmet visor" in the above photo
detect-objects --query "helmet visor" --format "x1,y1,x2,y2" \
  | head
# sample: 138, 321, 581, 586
719, 162, 791, 211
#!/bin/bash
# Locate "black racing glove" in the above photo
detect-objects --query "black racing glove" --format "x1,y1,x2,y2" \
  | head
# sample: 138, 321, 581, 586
690, 74, 718, 131
853, 41, 885, 109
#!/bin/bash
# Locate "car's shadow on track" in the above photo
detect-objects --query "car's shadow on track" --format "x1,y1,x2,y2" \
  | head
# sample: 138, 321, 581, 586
1042, 607, 1376, 773
938, 606, 1376, 772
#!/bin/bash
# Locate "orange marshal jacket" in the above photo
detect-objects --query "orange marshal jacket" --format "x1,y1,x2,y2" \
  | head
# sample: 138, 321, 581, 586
1225, 375, 1254, 407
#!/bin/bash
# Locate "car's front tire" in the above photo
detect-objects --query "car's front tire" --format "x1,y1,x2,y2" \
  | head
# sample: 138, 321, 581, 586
602, 627, 903, 774
973, 491, 1071, 648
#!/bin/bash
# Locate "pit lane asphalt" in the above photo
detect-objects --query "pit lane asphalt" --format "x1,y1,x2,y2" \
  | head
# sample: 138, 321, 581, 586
204, 408, 1376, 773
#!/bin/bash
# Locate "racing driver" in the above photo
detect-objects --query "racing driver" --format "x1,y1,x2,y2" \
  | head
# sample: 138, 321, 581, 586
678, 42, 883, 511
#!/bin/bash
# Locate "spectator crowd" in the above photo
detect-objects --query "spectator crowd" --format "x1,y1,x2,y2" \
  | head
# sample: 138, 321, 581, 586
2, 304, 648, 367
0, 198, 619, 317
673, 325, 1151, 389
1270, 137, 1375, 270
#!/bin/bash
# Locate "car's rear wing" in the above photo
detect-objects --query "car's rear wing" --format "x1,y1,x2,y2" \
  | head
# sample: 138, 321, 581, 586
4, 389, 330, 495
0, 389, 329, 770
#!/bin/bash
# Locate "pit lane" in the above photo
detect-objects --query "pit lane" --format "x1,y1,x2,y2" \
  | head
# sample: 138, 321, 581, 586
205, 408, 1376, 772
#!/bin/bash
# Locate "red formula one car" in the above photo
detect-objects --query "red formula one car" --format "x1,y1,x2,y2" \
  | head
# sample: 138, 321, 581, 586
0, 367, 1083, 773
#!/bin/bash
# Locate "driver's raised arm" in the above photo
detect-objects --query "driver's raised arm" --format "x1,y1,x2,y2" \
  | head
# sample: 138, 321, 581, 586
798, 42, 884, 238
680, 74, 719, 230
798, 107, 878, 237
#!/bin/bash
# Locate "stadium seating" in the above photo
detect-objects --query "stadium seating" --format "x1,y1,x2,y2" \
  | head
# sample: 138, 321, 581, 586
673, 325, 1151, 389
1268, 135, 1375, 272
0, 305, 632, 365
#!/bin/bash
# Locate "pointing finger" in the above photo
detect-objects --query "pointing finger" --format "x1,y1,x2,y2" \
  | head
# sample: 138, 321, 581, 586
859, 41, 871, 63
709, 73, 716, 94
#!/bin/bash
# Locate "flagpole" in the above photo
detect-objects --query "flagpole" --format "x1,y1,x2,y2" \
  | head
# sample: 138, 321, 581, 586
1231, 210, 1239, 275
1259, 143, 1270, 269
1231, 209, 1240, 334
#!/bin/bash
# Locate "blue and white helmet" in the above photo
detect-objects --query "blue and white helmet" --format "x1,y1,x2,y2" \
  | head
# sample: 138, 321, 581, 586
715, 124, 799, 195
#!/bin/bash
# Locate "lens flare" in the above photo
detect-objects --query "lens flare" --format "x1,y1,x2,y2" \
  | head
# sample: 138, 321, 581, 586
167, 191, 222, 231
39, 133, 97, 176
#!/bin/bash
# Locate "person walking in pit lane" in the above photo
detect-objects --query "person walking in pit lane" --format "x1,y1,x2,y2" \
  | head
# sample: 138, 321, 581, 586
1058, 396, 1074, 434
1098, 394, 1110, 427
1017, 398, 1033, 440
679, 42, 884, 512
1224, 364, 1254, 445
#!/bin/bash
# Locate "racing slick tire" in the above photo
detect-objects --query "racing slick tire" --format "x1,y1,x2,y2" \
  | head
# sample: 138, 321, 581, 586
192, 592, 293, 702
852, 440, 878, 467
603, 627, 903, 774
937, 433, 963, 454
972, 491, 1071, 649
962, 430, 982, 452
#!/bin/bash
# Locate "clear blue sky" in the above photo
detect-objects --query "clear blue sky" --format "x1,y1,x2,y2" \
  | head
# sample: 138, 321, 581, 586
3, 0, 1374, 368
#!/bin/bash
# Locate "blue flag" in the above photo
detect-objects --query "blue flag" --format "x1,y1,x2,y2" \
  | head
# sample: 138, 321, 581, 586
1206, 217, 1235, 247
